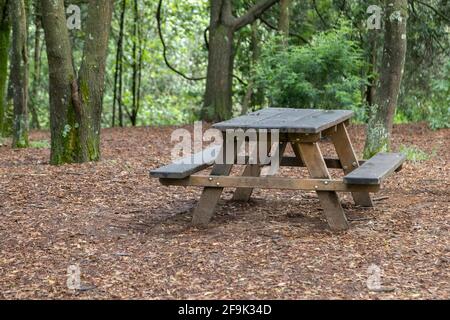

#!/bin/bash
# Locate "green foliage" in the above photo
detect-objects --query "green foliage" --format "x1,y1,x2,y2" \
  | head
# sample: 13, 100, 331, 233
255, 22, 366, 115
398, 144, 434, 162
29, 139, 50, 149
5, 0, 448, 130
396, 0, 450, 128
101, 0, 208, 127
428, 60, 450, 130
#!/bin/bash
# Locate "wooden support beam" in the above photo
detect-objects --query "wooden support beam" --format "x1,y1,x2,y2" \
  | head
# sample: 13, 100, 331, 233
191, 135, 233, 227
330, 123, 373, 207
160, 176, 380, 193
280, 132, 322, 143
280, 156, 366, 168
233, 141, 288, 201
292, 142, 350, 231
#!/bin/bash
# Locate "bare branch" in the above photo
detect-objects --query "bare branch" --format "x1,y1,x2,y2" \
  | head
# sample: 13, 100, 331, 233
412, 0, 450, 24
259, 16, 309, 44
312, 0, 329, 28
156, 0, 206, 81
234, 0, 279, 31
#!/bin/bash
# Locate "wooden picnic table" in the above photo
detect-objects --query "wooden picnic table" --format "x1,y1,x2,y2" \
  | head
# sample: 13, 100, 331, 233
151, 108, 405, 231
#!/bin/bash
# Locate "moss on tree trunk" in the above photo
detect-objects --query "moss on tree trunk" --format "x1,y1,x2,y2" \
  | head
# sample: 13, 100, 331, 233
41, 0, 112, 164
0, 0, 10, 136
10, 0, 29, 148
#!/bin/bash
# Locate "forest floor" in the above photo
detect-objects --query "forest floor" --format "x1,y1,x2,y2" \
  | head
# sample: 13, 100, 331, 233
0, 123, 448, 299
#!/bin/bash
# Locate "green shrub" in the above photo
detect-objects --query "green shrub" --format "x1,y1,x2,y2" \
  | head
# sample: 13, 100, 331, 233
398, 145, 434, 162
428, 60, 450, 130
255, 21, 366, 117
29, 140, 50, 149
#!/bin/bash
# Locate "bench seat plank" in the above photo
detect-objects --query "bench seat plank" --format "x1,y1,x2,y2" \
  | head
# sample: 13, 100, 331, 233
343, 152, 406, 185
150, 145, 221, 179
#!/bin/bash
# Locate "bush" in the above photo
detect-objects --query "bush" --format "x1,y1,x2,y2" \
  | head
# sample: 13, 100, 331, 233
255, 22, 366, 116
428, 60, 450, 130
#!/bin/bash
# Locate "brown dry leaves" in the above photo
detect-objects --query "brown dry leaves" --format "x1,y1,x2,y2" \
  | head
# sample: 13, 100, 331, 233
0, 124, 448, 299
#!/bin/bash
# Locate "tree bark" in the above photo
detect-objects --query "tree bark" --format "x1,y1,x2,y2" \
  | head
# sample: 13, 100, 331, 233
112, 0, 126, 127
130, 0, 140, 126
30, 1, 41, 129
279, 0, 290, 36
241, 21, 262, 115
10, 0, 29, 148
202, 19, 234, 121
202, 0, 279, 122
77, 1, 113, 161
41, 0, 113, 164
0, 0, 10, 136
363, 0, 408, 158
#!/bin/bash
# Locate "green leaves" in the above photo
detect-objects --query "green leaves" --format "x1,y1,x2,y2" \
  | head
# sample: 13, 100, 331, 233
255, 21, 366, 112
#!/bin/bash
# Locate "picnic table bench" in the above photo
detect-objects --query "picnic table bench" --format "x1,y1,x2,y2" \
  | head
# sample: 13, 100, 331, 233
150, 108, 406, 231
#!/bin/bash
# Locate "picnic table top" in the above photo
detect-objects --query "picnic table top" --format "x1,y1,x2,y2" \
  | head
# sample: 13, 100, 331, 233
213, 108, 354, 134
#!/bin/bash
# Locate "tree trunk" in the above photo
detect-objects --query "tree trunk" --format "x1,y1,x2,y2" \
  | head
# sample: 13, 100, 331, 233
130, 0, 139, 126
363, 0, 407, 159
76, 1, 113, 161
279, 0, 290, 36
10, 0, 29, 148
30, 1, 41, 129
202, 0, 280, 122
112, 0, 126, 128
202, 22, 234, 122
41, 0, 113, 164
0, 0, 10, 136
241, 21, 261, 115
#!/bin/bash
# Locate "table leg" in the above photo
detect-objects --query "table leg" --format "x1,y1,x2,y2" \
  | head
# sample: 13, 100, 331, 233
292, 142, 349, 231
232, 164, 261, 201
330, 123, 373, 207
233, 142, 287, 202
192, 163, 233, 227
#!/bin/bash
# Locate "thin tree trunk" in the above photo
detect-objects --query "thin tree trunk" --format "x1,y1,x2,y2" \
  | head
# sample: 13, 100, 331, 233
136, 21, 143, 125
0, 0, 10, 136
241, 21, 261, 115
112, 0, 126, 128
30, 1, 41, 129
10, 0, 28, 148
366, 40, 377, 108
41, 0, 113, 164
118, 0, 126, 127
130, 0, 138, 126
363, 0, 408, 158
279, 0, 290, 36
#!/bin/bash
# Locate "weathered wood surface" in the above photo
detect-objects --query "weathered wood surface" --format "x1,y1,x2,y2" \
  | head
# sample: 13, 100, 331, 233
191, 163, 233, 227
150, 145, 221, 179
191, 137, 234, 227
343, 152, 406, 185
330, 123, 373, 207
213, 108, 354, 133
280, 156, 365, 168
160, 175, 380, 192
292, 142, 349, 231
233, 142, 287, 201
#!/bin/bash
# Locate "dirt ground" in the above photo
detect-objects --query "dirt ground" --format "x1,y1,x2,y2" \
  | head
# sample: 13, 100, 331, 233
0, 123, 448, 299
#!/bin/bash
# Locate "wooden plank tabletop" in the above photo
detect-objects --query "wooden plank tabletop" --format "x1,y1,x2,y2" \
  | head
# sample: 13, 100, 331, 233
213, 108, 354, 133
